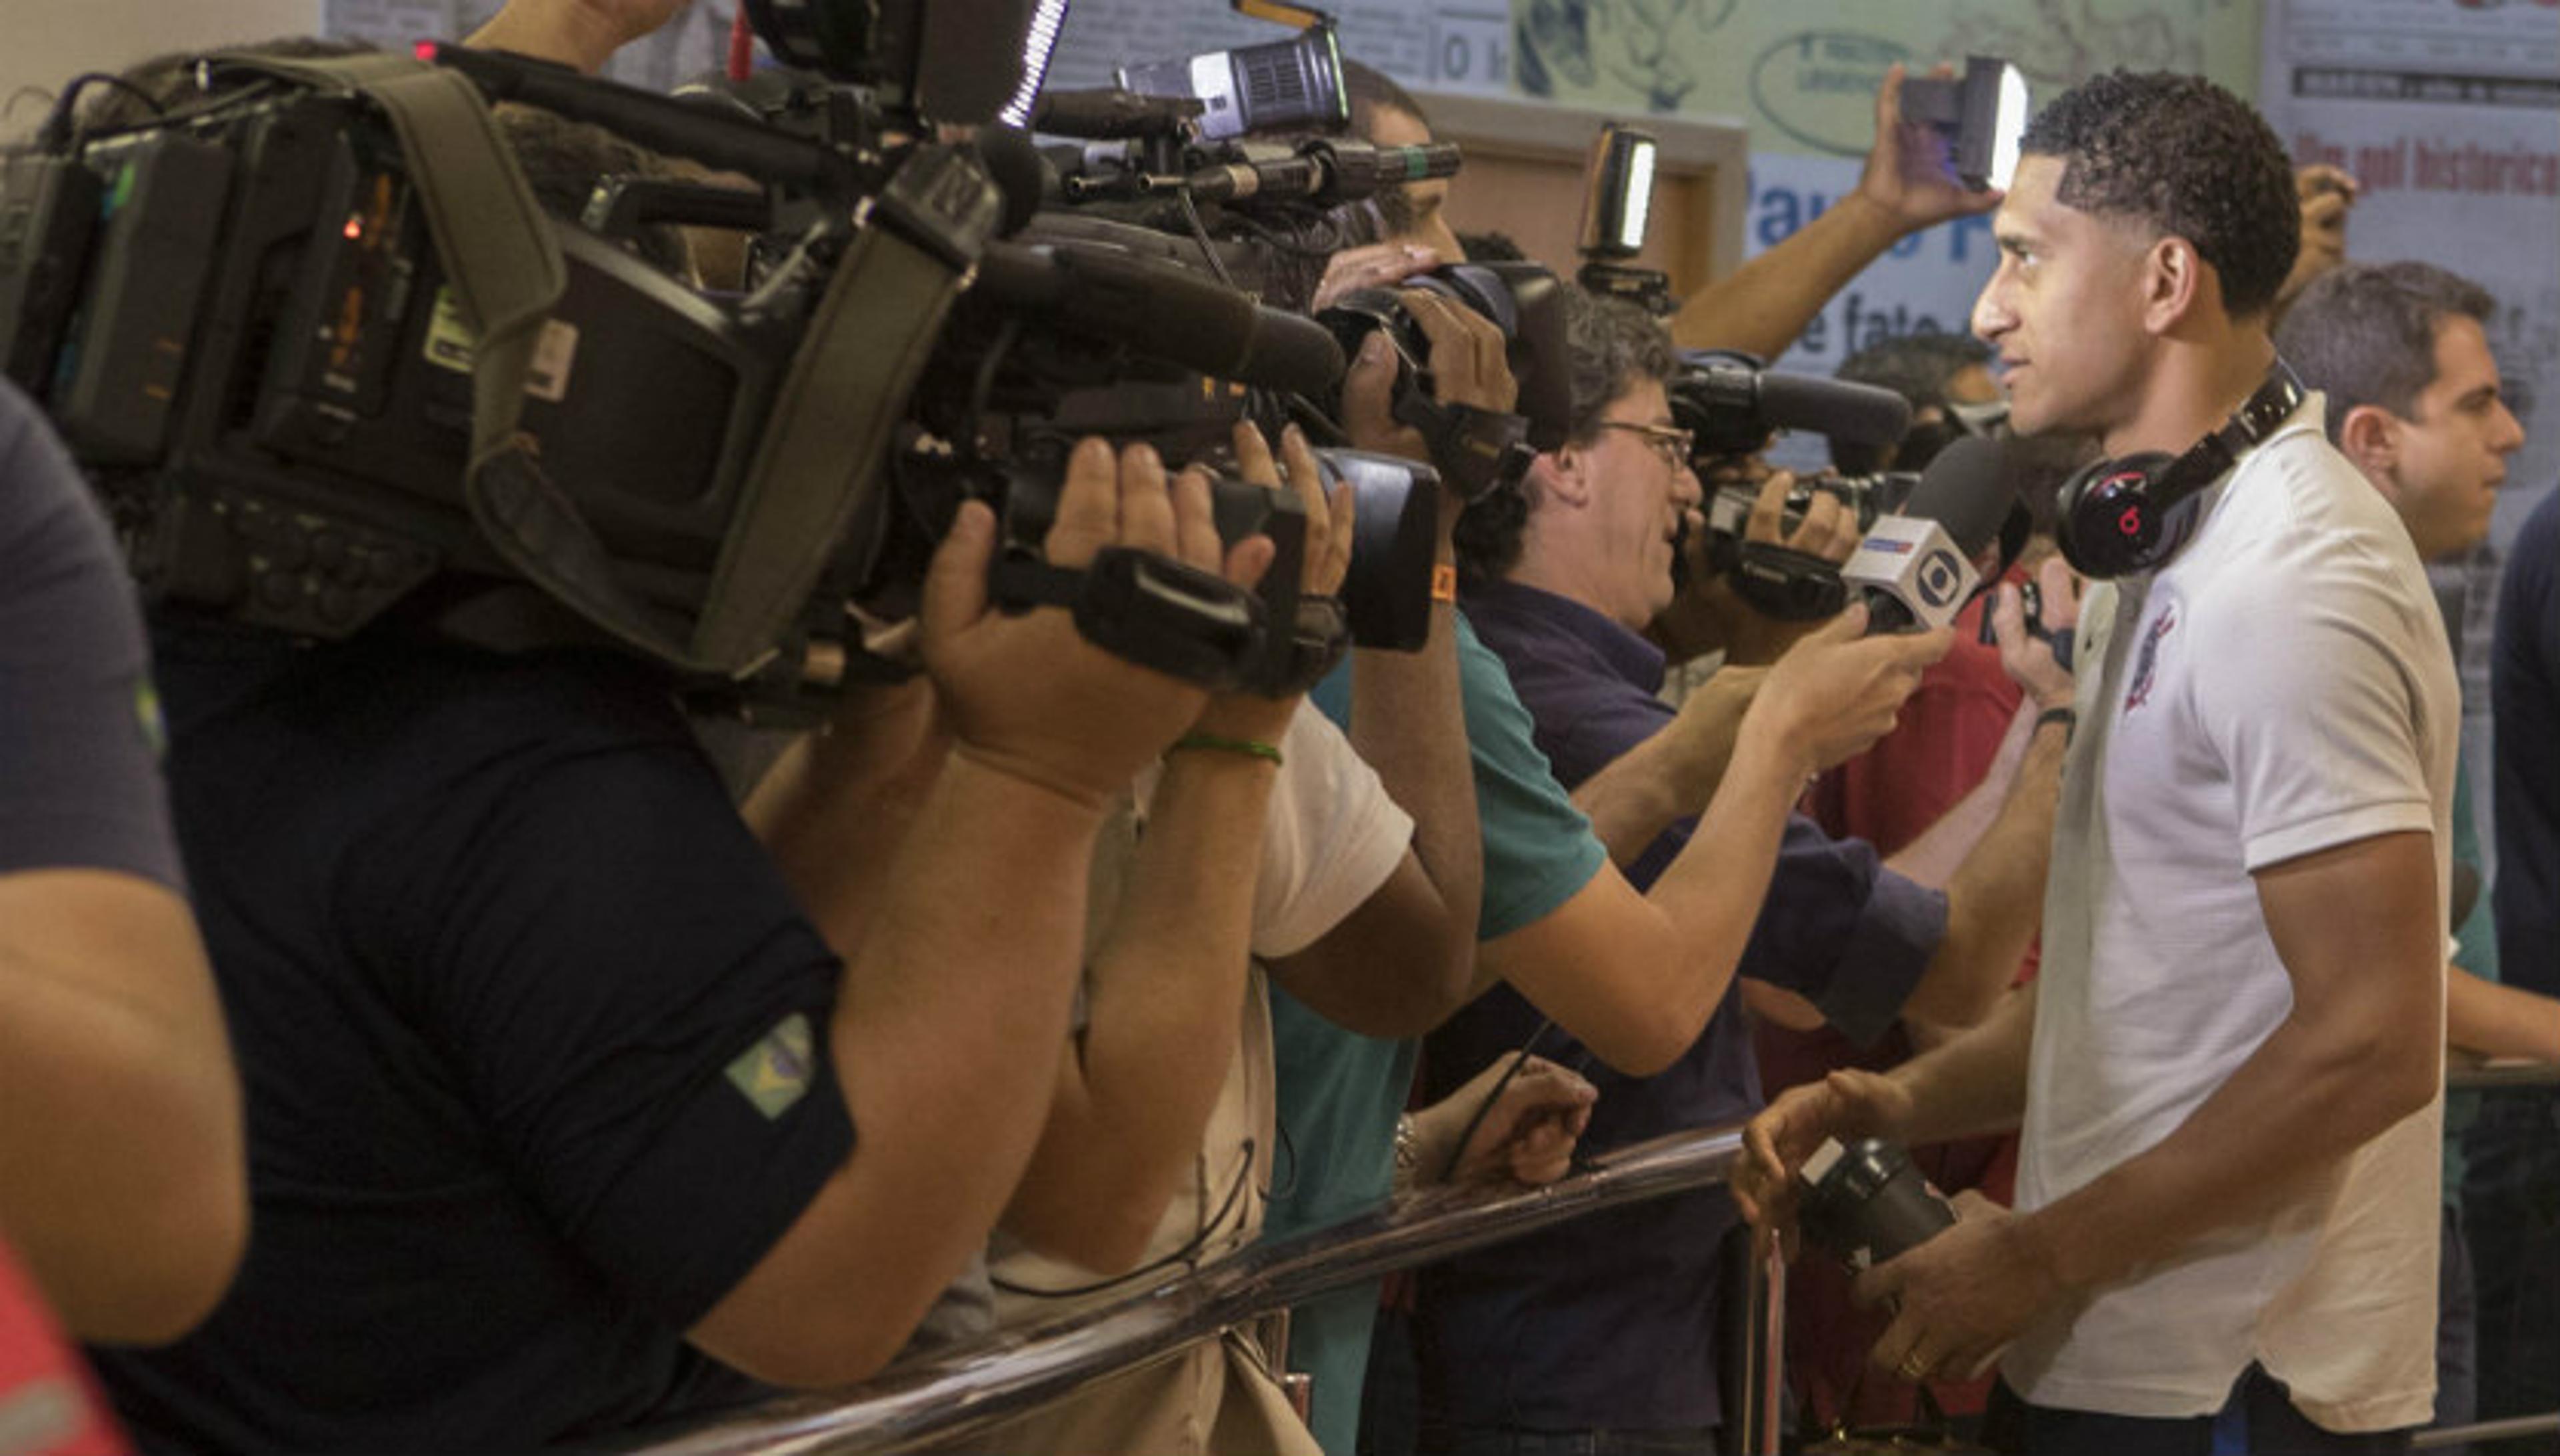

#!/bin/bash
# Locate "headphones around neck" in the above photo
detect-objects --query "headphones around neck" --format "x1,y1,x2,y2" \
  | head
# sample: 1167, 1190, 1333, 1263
2054, 361, 2306, 579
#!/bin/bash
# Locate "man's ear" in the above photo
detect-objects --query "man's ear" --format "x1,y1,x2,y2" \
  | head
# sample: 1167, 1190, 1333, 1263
2141, 235, 2207, 334
2339, 404, 2403, 487
1532, 445, 1594, 509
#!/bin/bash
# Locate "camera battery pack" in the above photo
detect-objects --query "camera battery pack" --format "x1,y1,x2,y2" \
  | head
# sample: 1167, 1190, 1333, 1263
54, 133, 234, 463
0, 153, 103, 397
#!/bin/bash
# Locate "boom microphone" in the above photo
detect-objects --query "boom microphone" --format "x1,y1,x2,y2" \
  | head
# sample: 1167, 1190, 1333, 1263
1843, 434, 2015, 633
1753, 371, 1915, 446
973, 241, 1345, 395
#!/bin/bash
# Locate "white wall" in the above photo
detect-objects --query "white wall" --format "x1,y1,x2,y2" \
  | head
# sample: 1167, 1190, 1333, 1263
3, 0, 323, 138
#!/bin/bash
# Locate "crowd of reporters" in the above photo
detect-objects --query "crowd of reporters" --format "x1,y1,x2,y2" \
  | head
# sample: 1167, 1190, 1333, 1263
3, 3, 2555, 1454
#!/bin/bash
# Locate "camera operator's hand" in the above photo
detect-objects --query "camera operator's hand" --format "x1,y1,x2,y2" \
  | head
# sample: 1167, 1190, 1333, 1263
922, 438, 1273, 809
1855, 63, 2005, 234
1733, 1067, 1918, 1256
1748, 470, 1861, 565
2278, 164, 2360, 313
1749, 607, 1949, 775
1311, 242, 1441, 314
466, 0, 691, 73
1407, 1055, 1599, 1190
1189, 423, 1355, 746
1341, 289, 1520, 466
1989, 555, 2081, 713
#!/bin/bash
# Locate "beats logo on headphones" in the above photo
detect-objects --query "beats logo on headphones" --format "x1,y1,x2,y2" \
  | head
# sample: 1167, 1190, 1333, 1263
2054, 365, 2305, 579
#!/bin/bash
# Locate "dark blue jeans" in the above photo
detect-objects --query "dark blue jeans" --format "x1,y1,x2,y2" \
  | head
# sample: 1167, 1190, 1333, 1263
1983, 1367, 2409, 1456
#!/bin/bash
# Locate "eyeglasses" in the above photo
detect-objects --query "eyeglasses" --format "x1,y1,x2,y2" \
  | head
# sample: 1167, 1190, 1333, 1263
1595, 420, 1696, 472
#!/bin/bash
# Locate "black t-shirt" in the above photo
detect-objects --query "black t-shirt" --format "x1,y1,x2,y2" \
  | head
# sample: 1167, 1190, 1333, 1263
89, 625, 854, 1453
0, 379, 182, 886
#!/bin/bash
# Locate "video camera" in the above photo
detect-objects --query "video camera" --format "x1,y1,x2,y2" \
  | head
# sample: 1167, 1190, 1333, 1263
0, 0, 1457, 714
1665, 350, 1913, 620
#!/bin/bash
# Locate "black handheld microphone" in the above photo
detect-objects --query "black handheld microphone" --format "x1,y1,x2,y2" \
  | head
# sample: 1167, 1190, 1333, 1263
1843, 435, 2016, 633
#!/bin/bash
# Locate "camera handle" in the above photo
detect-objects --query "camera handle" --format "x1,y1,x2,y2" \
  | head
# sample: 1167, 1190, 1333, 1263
990, 548, 1268, 691
1391, 390, 1533, 503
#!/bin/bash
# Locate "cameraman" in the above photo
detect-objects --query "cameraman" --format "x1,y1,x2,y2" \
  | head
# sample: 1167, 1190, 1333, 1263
78, 376, 1277, 1454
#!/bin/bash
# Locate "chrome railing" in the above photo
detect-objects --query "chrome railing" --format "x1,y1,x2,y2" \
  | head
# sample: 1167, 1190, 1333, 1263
614, 1059, 2559, 1456
613, 1125, 1750, 1456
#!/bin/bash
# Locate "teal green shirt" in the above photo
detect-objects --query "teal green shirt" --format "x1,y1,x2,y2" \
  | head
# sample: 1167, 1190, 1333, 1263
2445, 747, 2499, 1199
1267, 615, 1607, 1455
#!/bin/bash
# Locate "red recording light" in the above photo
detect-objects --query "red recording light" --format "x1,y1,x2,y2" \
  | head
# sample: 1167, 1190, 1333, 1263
343, 217, 363, 240
413, 41, 439, 62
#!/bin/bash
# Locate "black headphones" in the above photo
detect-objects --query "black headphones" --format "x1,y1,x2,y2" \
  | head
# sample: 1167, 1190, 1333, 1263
2054, 361, 2306, 579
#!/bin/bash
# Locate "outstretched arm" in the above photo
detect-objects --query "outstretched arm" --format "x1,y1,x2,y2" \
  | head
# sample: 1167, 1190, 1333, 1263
1671, 64, 2000, 359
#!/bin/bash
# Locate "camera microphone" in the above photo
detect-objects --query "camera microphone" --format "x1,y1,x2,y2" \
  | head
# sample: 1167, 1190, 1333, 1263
973, 241, 1345, 395
1671, 353, 1914, 458
1755, 370, 1914, 447
1844, 434, 2015, 634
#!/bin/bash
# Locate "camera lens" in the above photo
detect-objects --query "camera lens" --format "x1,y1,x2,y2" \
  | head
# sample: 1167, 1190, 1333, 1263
1795, 1137, 1957, 1274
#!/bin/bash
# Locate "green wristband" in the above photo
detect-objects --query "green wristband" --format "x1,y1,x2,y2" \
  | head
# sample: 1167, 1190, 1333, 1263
1168, 731, 1284, 767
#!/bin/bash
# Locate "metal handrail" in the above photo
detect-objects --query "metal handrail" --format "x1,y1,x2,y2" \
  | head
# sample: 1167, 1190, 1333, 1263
611, 1125, 1748, 1456
2448, 1058, 2560, 1090
611, 1061, 2560, 1456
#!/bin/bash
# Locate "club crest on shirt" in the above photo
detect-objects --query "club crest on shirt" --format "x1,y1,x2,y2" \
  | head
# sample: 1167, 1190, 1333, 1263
2125, 605, 2178, 712
725, 1011, 815, 1120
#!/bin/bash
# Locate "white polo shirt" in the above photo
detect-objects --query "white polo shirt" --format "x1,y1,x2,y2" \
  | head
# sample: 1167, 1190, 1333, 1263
2004, 397, 2457, 1432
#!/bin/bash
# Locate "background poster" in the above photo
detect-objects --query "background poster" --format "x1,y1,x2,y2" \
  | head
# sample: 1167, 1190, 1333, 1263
2256, 0, 2560, 873
2258, 0, 2558, 550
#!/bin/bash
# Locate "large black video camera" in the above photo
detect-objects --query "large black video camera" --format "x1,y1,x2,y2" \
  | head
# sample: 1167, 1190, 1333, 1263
0, 0, 1449, 717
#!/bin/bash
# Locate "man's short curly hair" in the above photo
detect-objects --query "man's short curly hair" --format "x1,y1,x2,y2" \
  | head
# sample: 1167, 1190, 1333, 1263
1454, 288, 1675, 583
2021, 71, 2299, 319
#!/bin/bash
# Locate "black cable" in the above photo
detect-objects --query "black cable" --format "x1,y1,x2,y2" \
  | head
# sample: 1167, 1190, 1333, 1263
989, 1137, 1261, 1300
1173, 187, 1238, 292
37, 72, 165, 149
1433, 1017, 1554, 1185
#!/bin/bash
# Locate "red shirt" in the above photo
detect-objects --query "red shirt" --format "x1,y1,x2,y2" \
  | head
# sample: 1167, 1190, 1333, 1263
1766, 577, 2037, 1430
0, 1237, 129, 1456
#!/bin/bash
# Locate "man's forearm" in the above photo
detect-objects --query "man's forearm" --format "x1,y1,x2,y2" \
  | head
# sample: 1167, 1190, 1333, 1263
1899, 717, 2066, 1027
1269, 591, 1481, 1038
1343, 595, 1484, 996
1671, 193, 1905, 359
2018, 989, 2437, 1296
2017, 833, 2442, 1297
747, 728, 947, 956
1887, 977, 2037, 1145
817, 757, 1109, 1325
2447, 963, 2560, 1063
1003, 751, 1276, 1270
1573, 675, 1751, 865
0, 874, 248, 1343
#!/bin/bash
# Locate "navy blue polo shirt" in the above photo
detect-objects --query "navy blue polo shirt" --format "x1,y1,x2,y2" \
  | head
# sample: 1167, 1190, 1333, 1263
2493, 489, 2559, 997
1419, 579, 1944, 1436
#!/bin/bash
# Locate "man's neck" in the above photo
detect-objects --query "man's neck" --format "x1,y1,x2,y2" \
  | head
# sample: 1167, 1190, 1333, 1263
2104, 325, 2279, 460
1505, 549, 1645, 635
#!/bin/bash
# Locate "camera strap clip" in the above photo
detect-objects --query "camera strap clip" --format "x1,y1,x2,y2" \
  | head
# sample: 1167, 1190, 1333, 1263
989, 547, 1267, 691
1393, 393, 1531, 502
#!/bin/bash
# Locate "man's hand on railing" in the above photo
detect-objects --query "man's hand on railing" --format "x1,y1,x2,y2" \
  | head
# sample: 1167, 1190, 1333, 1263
1405, 1054, 1598, 1190
1733, 1067, 1916, 1256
